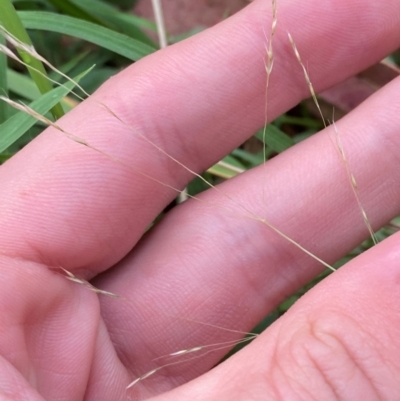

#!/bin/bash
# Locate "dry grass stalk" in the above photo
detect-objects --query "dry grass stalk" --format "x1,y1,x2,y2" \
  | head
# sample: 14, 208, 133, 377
2, 88, 336, 273
151, 0, 168, 49
1, 62, 337, 391
100, 102, 262, 218
287, 30, 377, 245
1, 22, 334, 265
1, 20, 336, 269
0, 29, 265, 220
150, 0, 189, 203
2, 76, 338, 286
0, 43, 21, 62
13, 83, 335, 273
0, 96, 90, 147
0, 18, 341, 389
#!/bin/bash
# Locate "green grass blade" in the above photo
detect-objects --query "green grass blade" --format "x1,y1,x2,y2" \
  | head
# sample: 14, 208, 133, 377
7, 69, 41, 100
208, 156, 245, 179
45, 0, 108, 26
72, 0, 157, 31
255, 124, 295, 153
47, 51, 91, 81
0, 0, 64, 119
11, 0, 48, 5
276, 114, 323, 129
0, 33, 8, 123
7, 68, 77, 112
18, 11, 157, 61
0, 69, 89, 153
68, 0, 157, 46
232, 148, 266, 167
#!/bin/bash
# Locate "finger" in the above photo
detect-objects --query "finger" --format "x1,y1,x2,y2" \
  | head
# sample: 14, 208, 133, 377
96, 75, 400, 391
146, 230, 400, 401
1, 0, 399, 274
0, 354, 46, 401
0, 255, 100, 401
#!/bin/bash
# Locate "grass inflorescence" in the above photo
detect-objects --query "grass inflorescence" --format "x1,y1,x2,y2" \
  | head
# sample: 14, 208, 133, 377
0, 0, 397, 391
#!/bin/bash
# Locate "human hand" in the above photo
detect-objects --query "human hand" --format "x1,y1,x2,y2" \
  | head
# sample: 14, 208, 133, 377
1, 0, 400, 400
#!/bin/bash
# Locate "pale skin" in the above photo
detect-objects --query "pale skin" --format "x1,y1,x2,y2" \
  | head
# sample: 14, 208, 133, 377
1, 0, 400, 400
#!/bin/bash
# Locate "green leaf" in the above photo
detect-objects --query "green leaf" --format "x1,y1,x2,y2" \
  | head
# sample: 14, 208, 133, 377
11, 0, 49, 5
45, 0, 108, 26
170, 27, 205, 43
18, 11, 157, 61
7, 68, 41, 100
207, 164, 236, 179
7, 68, 78, 112
47, 50, 92, 81
0, 0, 64, 119
232, 148, 265, 167
255, 124, 295, 153
207, 156, 245, 179
0, 153, 12, 163
275, 114, 323, 129
0, 69, 89, 153
0, 33, 8, 123
69, 0, 157, 46
72, 0, 156, 30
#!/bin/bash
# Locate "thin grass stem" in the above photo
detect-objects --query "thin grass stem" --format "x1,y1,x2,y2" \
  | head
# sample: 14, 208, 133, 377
151, 0, 168, 49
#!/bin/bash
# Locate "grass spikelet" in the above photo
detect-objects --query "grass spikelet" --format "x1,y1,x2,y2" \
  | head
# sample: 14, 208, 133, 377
332, 121, 378, 244
57, 267, 122, 298
126, 368, 161, 389
0, 96, 92, 148
155, 335, 259, 361
264, 0, 277, 77
262, 0, 278, 214
0, 96, 64, 130
0, 27, 90, 101
126, 335, 259, 389
288, 32, 326, 128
